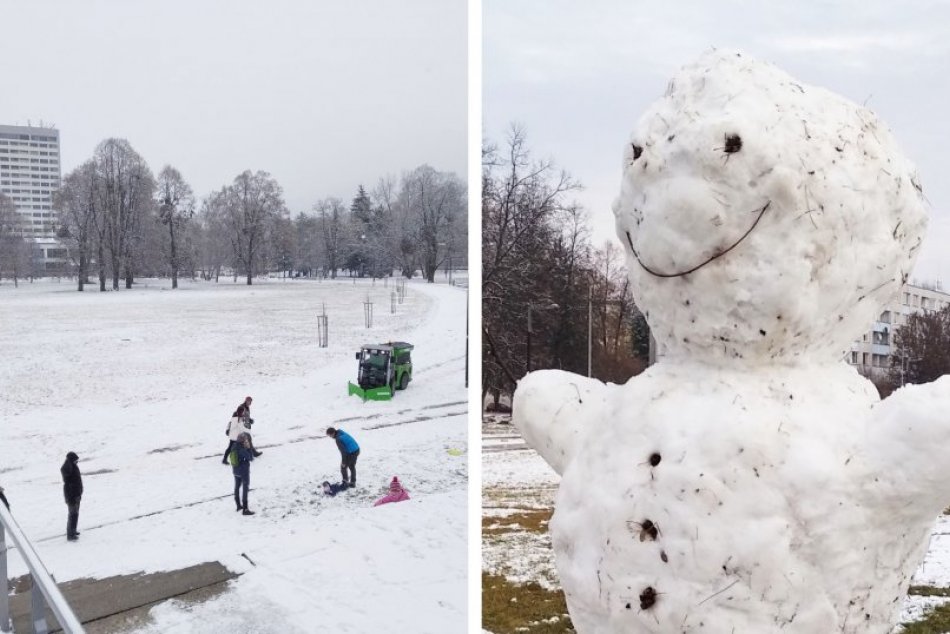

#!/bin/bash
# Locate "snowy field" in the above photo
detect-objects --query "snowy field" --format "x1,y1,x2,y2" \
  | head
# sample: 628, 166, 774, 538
0, 276, 468, 633
483, 415, 950, 633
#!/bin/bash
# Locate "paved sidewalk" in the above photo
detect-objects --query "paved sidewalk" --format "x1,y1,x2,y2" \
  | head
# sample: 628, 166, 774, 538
10, 561, 237, 633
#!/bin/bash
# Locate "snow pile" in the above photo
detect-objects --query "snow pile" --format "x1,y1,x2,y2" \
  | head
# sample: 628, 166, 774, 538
515, 51, 950, 633
0, 278, 467, 633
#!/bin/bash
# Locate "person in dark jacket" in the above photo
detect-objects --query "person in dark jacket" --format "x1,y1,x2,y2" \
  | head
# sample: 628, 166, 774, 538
326, 427, 360, 487
60, 451, 83, 541
230, 433, 256, 515
0, 484, 9, 510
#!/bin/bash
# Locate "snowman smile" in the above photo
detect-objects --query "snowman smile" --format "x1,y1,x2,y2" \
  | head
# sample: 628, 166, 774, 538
625, 200, 771, 278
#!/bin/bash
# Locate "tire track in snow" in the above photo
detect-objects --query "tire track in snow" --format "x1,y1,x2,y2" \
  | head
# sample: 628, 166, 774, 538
191, 400, 468, 459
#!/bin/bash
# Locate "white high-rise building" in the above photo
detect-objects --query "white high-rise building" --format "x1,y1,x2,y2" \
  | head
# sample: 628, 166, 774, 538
0, 124, 67, 271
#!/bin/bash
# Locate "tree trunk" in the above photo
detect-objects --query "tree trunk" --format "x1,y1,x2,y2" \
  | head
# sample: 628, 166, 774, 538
98, 244, 107, 291
77, 253, 86, 291
169, 222, 178, 289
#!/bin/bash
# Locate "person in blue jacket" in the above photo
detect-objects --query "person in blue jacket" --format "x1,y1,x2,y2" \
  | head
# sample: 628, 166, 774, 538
230, 433, 256, 516
326, 427, 360, 488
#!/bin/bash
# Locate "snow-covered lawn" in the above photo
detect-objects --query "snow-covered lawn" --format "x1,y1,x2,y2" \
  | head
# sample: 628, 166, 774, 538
483, 414, 950, 633
0, 276, 468, 633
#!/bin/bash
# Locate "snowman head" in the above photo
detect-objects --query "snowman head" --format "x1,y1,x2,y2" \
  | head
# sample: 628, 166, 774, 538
613, 50, 927, 364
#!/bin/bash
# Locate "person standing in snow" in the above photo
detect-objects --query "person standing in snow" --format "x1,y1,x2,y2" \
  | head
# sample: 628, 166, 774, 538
326, 427, 360, 488
230, 432, 256, 515
373, 476, 410, 507
222, 396, 262, 464
60, 451, 83, 541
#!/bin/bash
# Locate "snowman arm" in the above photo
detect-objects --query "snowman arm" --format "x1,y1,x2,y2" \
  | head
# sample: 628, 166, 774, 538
870, 375, 950, 496
512, 370, 609, 475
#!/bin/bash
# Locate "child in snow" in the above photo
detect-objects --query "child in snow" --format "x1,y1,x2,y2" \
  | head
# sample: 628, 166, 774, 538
322, 481, 349, 497
373, 476, 410, 507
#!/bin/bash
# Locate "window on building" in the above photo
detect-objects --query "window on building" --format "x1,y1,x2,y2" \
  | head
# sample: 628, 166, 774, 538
851, 351, 858, 364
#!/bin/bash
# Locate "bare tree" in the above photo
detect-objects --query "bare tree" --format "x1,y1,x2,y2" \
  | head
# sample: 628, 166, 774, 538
401, 165, 466, 282
156, 165, 195, 289
315, 197, 346, 278
0, 193, 31, 287
55, 161, 99, 291
92, 139, 155, 290
370, 176, 400, 277
482, 127, 580, 399
269, 214, 296, 278
220, 170, 286, 285
293, 211, 324, 276
196, 190, 232, 282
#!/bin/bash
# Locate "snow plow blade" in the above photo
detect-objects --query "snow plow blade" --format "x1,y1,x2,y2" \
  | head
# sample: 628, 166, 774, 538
348, 382, 393, 401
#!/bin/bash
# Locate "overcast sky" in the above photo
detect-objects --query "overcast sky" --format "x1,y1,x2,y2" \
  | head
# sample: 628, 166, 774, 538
485, 0, 950, 284
0, 0, 466, 213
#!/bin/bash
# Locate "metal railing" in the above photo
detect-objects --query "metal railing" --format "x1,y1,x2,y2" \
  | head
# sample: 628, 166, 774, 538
0, 503, 84, 633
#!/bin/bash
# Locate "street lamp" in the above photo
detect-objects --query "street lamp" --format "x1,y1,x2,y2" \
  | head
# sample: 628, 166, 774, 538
526, 301, 559, 372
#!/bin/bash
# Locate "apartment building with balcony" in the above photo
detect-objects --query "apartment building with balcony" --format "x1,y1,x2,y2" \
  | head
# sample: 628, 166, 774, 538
849, 282, 950, 377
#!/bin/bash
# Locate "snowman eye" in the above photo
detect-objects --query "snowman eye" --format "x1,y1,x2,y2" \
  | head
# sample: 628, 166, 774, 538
724, 134, 742, 154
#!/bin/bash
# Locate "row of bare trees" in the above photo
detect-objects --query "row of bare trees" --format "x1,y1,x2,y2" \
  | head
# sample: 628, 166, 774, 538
482, 127, 648, 407
46, 138, 465, 290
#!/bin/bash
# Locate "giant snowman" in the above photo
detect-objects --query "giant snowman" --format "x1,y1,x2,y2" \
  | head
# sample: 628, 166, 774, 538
513, 50, 950, 633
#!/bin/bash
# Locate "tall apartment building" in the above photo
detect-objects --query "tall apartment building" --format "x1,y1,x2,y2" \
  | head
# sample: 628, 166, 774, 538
0, 123, 67, 271
849, 282, 950, 378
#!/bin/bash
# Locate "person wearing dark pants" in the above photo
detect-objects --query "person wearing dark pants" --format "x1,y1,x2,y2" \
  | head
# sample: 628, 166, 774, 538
60, 451, 83, 541
230, 433, 255, 515
223, 396, 262, 464
326, 427, 360, 487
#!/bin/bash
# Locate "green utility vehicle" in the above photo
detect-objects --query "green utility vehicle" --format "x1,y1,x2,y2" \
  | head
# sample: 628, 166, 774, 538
347, 341, 414, 401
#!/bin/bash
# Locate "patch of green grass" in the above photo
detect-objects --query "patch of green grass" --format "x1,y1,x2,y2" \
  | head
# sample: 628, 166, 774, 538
901, 586, 950, 633
484, 509, 553, 535
901, 604, 950, 633
482, 572, 574, 633
910, 586, 950, 598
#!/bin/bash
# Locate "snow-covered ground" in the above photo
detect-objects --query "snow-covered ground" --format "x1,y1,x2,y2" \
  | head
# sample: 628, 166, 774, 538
0, 276, 468, 633
483, 414, 950, 633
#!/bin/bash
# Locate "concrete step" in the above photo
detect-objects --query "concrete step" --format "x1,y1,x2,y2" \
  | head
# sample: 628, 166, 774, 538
10, 561, 238, 633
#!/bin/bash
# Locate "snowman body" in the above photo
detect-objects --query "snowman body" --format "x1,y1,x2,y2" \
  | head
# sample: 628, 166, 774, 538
547, 362, 946, 633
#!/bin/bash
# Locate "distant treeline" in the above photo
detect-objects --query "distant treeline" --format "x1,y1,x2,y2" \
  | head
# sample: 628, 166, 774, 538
0, 138, 466, 290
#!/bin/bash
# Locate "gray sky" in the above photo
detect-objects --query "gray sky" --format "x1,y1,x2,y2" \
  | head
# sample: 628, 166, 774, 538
485, 0, 950, 284
0, 0, 466, 213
